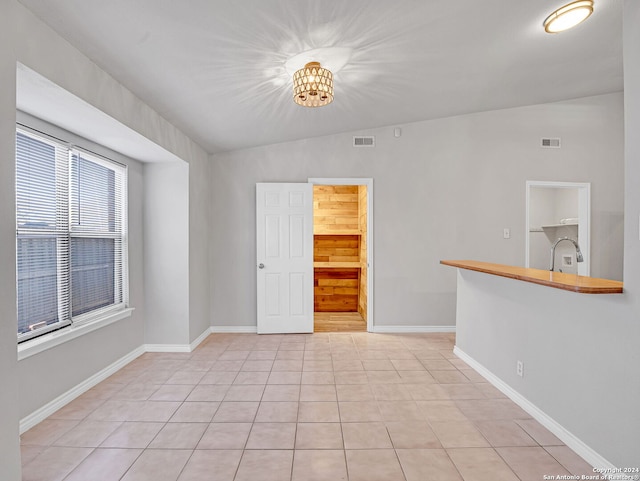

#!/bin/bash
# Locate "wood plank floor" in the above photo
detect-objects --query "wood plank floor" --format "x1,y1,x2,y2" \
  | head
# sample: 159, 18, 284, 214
314, 312, 366, 332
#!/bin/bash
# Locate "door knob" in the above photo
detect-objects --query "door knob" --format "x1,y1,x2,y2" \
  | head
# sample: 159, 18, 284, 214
258, 263, 265, 269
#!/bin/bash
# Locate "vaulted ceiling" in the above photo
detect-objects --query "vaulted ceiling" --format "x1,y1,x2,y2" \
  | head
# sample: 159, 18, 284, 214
18, 0, 623, 154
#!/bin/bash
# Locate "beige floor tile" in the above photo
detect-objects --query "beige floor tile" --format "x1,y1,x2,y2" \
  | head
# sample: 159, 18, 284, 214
397, 370, 437, 384
332, 359, 364, 371
21, 445, 45, 465
64, 448, 142, 481
267, 371, 303, 384
475, 382, 508, 398
396, 448, 463, 481
303, 350, 332, 360
333, 371, 368, 384
371, 384, 413, 401
120, 448, 192, 481
391, 359, 425, 371
515, 419, 564, 446
292, 450, 347, 481
295, 423, 343, 449
232, 371, 269, 385
430, 421, 490, 448
212, 401, 259, 422
342, 422, 392, 449
21, 446, 93, 481
52, 420, 122, 447
21, 419, 81, 446
255, 401, 299, 422
211, 360, 244, 371
544, 445, 594, 475
276, 350, 304, 360
430, 370, 471, 384
439, 383, 485, 399
197, 423, 251, 449
303, 360, 333, 371
338, 401, 382, 422
185, 384, 230, 402
447, 447, 519, 481
362, 360, 395, 371
165, 370, 206, 385
456, 399, 530, 421
377, 400, 423, 421
386, 350, 418, 360
331, 350, 360, 360
300, 384, 337, 401
148, 422, 207, 449
169, 401, 219, 422
357, 349, 389, 360
241, 360, 274, 371
406, 383, 450, 400
246, 422, 296, 449
422, 359, 457, 370
223, 384, 265, 401
345, 449, 405, 481
366, 371, 403, 384
272, 360, 303, 371
298, 401, 340, 422
497, 446, 572, 481
386, 421, 441, 448
49, 398, 106, 420
198, 371, 237, 385
129, 401, 181, 422
100, 422, 165, 448
474, 420, 538, 447
218, 350, 250, 361
149, 385, 194, 402
177, 449, 242, 481
234, 450, 293, 481
262, 384, 300, 401
336, 384, 374, 401
462, 369, 488, 383
417, 400, 469, 422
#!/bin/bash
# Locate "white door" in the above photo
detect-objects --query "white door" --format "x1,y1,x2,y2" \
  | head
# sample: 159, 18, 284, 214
256, 183, 314, 334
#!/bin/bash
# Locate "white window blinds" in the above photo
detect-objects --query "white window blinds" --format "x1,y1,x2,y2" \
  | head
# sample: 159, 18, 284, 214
16, 127, 128, 342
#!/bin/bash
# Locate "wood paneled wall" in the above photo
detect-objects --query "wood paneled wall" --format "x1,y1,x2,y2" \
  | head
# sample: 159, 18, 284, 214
314, 268, 359, 312
358, 185, 368, 321
313, 185, 359, 234
314, 235, 360, 263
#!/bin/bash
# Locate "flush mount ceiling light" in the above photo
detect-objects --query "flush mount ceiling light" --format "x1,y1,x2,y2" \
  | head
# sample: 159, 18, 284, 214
543, 0, 594, 33
293, 62, 334, 108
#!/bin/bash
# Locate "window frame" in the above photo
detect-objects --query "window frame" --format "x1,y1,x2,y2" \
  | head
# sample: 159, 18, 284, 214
16, 124, 130, 345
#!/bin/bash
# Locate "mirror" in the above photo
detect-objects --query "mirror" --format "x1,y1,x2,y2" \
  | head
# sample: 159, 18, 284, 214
526, 181, 591, 276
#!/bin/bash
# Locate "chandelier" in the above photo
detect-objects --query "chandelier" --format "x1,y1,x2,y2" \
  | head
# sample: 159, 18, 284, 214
293, 62, 334, 108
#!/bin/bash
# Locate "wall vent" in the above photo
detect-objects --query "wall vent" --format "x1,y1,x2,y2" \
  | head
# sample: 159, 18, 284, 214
541, 138, 561, 148
353, 136, 375, 147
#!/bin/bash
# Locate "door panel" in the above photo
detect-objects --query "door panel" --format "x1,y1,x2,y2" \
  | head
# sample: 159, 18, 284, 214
256, 183, 313, 334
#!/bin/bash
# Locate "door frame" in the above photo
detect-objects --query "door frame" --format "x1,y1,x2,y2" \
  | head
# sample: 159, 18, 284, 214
308, 177, 374, 332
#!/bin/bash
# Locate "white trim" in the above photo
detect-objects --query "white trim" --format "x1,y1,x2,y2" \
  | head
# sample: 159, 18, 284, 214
373, 325, 456, 333
210, 325, 258, 333
19, 345, 145, 434
18, 308, 134, 361
453, 346, 615, 469
308, 177, 374, 333
144, 343, 191, 353
190, 327, 213, 350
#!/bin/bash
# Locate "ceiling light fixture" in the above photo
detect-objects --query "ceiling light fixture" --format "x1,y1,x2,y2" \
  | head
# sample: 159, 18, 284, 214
293, 62, 333, 108
543, 0, 594, 33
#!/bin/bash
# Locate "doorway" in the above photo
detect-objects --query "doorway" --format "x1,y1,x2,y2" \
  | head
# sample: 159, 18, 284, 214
309, 178, 373, 332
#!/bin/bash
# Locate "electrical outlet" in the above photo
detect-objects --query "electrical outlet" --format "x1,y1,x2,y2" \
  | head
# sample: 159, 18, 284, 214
503, 228, 511, 239
516, 360, 524, 377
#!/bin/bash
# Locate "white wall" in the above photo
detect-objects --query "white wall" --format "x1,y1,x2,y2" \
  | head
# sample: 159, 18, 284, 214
453, 0, 640, 465
210, 92, 624, 329
0, 3, 211, 478
144, 161, 190, 345
0, 0, 22, 478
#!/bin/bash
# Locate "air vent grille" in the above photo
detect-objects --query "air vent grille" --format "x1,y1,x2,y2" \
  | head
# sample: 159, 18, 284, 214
541, 138, 561, 148
353, 136, 375, 147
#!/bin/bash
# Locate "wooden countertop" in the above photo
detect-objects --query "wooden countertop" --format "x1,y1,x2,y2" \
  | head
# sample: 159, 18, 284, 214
440, 260, 623, 294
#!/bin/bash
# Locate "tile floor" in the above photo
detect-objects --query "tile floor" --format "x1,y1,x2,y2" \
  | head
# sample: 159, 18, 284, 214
20, 332, 594, 481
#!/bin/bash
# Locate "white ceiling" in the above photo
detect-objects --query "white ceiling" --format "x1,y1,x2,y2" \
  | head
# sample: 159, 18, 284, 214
17, 0, 623, 155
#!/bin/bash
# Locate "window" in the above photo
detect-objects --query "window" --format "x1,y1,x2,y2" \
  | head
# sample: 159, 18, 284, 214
16, 127, 128, 342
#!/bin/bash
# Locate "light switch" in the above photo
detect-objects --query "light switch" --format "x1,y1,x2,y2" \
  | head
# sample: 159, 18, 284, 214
503, 228, 511, 239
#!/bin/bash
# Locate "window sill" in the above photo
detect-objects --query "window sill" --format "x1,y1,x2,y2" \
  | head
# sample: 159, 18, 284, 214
18, 307, 134, 361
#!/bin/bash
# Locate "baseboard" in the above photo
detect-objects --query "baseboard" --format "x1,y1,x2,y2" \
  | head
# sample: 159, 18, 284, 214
144, 343, 192, 352
372, 325, 456, 333
453, 346, 615, 469
190, 327, 213, 350
210, 325, 258, 333
19, 345, 145, 434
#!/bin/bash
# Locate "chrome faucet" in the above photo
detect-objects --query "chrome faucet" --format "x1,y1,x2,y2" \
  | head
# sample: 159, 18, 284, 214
549, 237, 584, 272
